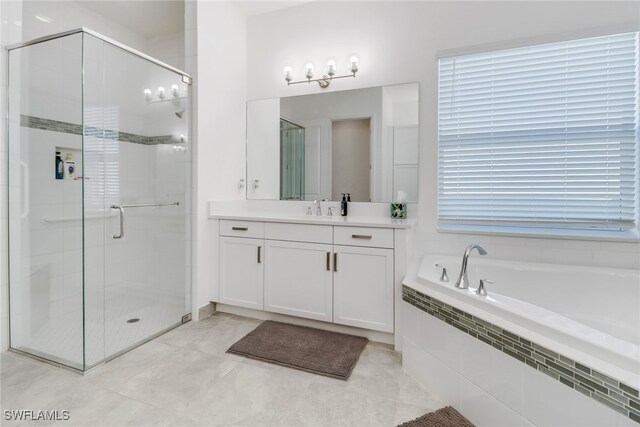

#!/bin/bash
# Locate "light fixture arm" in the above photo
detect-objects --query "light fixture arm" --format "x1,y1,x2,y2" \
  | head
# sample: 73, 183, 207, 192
286, 71, 357, 88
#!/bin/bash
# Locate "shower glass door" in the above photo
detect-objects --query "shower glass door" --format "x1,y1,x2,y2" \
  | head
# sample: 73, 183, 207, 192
8, 33, 85, 369
280, 119, 305, 200
83, 34, 191, 365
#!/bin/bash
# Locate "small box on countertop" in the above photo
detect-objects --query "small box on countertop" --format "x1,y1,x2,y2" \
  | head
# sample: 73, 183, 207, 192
391, 203, 407, 219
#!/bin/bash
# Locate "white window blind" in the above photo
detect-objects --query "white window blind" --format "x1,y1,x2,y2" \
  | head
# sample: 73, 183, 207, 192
438, 32, 639, 235
84, 106, 120, 213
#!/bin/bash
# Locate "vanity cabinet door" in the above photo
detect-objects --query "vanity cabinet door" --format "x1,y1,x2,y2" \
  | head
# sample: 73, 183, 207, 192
264, 240, 333, 322
219, 237, 264, 310
333, 245, 394, 332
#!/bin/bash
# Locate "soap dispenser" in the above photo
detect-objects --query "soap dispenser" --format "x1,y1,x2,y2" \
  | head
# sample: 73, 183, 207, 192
55, 151, 64, 180
340, 193, 348, 217
64, 153, 75, 179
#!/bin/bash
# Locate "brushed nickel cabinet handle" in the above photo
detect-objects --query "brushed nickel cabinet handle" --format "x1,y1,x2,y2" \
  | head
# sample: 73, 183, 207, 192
232, 227, 248, 231
352, 234, 372, 240
257, 246, 262, 263
326, 252, 331, 271
333, 253, 338, 272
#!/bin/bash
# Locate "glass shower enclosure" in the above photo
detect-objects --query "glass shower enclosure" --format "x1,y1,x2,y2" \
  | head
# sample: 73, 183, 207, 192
280, 118, 305, 200
7, 29, 192, 371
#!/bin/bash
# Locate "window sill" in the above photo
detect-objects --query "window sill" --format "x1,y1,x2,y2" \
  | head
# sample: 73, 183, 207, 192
437, 223, 640, 243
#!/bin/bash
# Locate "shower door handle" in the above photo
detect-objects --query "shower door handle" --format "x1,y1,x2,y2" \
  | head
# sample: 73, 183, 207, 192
20, 161, 29, 219
111, 205, 125, 239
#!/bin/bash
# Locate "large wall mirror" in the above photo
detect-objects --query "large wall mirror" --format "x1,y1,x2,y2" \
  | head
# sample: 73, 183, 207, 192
246, 82, 419, 202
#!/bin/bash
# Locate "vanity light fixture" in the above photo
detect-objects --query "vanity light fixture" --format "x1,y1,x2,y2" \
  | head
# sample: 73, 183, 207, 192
284, 56, 359, 89
144, 85, 186, 103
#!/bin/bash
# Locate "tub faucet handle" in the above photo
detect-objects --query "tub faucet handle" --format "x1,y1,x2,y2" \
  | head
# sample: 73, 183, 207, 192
476, 279, 494, 296
435, 264, 449, 282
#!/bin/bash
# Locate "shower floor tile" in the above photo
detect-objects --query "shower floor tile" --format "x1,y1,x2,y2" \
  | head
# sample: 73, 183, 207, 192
15, 287, 186, 368
0, 313, 443, 427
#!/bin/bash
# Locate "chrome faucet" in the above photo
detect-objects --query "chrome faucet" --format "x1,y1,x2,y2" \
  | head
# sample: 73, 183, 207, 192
454, 244, 487, 289
313, 200, 322, 216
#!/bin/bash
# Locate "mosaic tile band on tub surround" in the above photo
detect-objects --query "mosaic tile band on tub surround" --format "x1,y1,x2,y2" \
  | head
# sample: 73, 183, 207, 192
21, 115, 182, 145
402, 285, 640, 424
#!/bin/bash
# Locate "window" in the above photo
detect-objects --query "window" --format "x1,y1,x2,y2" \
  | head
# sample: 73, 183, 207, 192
84, 106, 120, 213
438, 32, 639, 238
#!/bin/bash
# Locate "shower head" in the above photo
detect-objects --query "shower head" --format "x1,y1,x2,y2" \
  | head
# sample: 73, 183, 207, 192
175, 109, 186, 119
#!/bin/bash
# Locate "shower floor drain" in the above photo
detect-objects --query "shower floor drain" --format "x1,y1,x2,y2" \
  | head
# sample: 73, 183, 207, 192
126, 318, 141, 323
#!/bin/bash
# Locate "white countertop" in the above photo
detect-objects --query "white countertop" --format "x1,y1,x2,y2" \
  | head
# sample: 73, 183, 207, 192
208, 212, 416, 229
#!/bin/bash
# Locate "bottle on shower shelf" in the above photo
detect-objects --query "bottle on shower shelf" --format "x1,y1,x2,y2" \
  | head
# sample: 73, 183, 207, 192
55, 151, 64, 180
64, 153, 75, 179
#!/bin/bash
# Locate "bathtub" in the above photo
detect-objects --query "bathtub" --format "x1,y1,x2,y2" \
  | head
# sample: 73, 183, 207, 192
403, 253, 640, 390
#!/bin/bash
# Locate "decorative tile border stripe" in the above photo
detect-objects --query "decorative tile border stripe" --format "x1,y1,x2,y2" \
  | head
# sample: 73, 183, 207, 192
402, 285, 640, 424
21, 115, 82, 135
21, 115, 181, 145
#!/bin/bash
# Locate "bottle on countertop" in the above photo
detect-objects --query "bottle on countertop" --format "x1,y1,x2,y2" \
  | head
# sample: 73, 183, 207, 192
64, 153, 75, 179
347, 193, 351, 202
340, 193, 348, 217
55, 151, 64, 180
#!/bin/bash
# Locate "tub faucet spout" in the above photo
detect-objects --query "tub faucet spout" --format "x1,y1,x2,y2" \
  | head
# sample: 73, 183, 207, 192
455, 244, 487, 289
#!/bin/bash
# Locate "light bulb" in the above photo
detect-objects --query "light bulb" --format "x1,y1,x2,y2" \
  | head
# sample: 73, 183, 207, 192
327, 60, 336, 77
349, 56, 359, 74
284, 66, 293, 83
305, 63, 314, 80
171, 84, 180, 97
157, 86, 166, 99
143, 88, 152, 101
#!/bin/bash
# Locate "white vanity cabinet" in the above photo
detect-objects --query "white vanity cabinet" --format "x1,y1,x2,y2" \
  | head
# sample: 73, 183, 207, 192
333, 245, 394, 332
332, 227, 395, 332
219, 220, 265, 310
215, 217, 410, 336
264, 240, 333, 322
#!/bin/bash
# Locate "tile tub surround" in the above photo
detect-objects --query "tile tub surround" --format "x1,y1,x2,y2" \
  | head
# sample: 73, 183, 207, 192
1, 313, 443, 426
21, 115, 182, 145
402, 285, 640, 424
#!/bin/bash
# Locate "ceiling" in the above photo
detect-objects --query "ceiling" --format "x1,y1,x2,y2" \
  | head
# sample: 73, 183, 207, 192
80, 1, 185, 39
79, 1, 312, 40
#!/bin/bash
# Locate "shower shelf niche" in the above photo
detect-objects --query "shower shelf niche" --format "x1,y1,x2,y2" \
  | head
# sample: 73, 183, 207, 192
54, 146, 82, 181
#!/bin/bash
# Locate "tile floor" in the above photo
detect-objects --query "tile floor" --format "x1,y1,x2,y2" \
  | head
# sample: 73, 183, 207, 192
1, 313, 443, 426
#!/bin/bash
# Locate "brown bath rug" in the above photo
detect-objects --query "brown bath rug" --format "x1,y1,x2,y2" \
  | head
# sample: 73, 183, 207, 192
227, 320, 368, 380
397, 406, 475, 427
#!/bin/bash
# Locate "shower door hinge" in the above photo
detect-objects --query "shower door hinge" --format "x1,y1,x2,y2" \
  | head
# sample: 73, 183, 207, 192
181, 313, 193, 324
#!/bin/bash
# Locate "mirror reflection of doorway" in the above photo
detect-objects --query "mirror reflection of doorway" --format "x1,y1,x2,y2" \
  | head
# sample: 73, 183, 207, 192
331, 118, 371, 202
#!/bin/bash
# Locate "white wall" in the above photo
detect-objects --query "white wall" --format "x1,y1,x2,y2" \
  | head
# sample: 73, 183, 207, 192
195, 1, 247, 308
21, 1, 147, 52
146, 30, 185, 71
247, 1, 640, 269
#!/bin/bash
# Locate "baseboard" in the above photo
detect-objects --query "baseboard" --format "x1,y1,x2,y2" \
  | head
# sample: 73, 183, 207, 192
198, 302, 215, 319
215, 303, 394, 345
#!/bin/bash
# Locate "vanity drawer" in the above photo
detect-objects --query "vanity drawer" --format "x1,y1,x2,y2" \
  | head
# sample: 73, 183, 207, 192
265, 222, 332, 244
220, 220, 265, 239
334, 226, 394, 249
